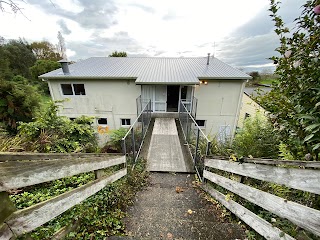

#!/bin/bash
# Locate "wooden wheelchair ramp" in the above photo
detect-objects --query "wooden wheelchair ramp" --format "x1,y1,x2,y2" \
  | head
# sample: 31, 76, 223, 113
147, 118, 193, 172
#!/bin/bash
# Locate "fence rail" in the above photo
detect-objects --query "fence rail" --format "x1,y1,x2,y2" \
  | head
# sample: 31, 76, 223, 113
0, 153, 127, 239
178, 100, 210, 179
122, 98, 152, 163
203, 158, 320, 239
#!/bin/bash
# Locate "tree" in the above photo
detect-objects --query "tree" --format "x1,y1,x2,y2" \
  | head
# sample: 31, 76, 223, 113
57, 31, 67, 59
248, 71, 261, 84
257, 0, 320, 159
109, 51, 127, 57
0, 0, 26, 16
0, 42, 11, 80
0, 38, 36, 79
30, 41, 62, 61
0, 78, 40, 132
233, 113, 279, 158
29, 60, 60, 94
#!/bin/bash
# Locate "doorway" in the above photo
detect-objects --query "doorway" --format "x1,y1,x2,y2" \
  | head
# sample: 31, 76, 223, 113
167, 85, 180, 112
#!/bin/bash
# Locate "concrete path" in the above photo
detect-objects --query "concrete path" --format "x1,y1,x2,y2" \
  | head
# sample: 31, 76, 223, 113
147, 118, 193, 172
122, 173, 245, 240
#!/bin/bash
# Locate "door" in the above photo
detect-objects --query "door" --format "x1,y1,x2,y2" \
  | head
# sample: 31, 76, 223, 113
167, 85, 180, 112
154, 85, 167, 112
180, 86, 193, 111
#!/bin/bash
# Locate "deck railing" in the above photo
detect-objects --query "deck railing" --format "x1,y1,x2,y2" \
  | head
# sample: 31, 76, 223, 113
203, 157, 320, 239
178, 100, 210, 179
0, 153, 126, 239
122, 98, 152, 163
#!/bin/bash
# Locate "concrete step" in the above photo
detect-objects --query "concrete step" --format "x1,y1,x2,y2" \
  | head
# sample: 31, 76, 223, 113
120, 173, 245, 240
124, 218, 244, 240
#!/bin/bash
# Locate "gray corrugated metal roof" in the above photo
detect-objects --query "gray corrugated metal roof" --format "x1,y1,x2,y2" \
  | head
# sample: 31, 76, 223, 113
244, 86, 272, 97
40, 57, 251, 84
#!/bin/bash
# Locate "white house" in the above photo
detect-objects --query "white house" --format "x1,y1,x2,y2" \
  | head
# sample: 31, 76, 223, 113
40, 56, 251, 141
237, 86, 272, 128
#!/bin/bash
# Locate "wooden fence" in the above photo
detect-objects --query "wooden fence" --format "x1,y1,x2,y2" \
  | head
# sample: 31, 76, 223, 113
0, 153, 127, 240
202, 158, 320, 240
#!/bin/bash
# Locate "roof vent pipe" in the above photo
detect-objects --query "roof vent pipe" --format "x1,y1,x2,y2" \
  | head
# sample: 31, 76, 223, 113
207, 53, 210, 65
58, 59, 70, 75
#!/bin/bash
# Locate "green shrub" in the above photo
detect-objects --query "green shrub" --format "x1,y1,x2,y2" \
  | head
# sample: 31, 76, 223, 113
233, 113, 279, 158
18, 101, 98, 153
108, 128, 128, 152
0, 78, 41, 133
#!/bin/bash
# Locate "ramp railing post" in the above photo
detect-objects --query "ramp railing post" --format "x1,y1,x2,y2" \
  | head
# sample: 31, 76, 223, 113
195, 128, 200, 164
141, 110, 144, 138
186, 112, 189, 142
131, 128, 136, 162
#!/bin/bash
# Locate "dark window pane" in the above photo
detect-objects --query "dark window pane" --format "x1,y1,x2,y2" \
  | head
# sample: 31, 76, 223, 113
73, 84, 86, 95
98, 118, 108, 124
61, 84, 73, 95
196, 120, 205, 127
181, 86, 188, 99
121, 119, 131, 125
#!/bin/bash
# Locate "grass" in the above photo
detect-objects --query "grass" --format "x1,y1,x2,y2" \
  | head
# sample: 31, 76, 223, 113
259, 79, 279, 85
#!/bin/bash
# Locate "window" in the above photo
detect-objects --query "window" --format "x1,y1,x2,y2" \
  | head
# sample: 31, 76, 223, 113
245, 113, 251, 119
217, 125, 231, 143
121, 119, 131, 126
196, 120, 206, 127
61, 84, 73, 95
73, 84, 86, 95
98, 118, 108, 125
61, 84, 86, 95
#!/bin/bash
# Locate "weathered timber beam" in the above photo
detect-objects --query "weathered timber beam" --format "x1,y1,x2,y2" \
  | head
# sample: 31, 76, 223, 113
203, 170, 320, 236
0, 156, 126, 191
202, 184, 295, 240
205, 159, 320, 194
2, 168, 127, 237
0, 224, 13, 240
0, 152, 122, 162
207, 157, 320, 168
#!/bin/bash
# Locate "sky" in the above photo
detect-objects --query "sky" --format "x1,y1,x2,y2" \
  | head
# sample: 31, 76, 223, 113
0, 0, 306, 72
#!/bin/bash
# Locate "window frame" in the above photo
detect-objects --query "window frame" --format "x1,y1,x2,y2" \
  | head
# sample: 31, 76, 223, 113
121, 118, 131, 126
60, 83, 86, 96
97, 118, 108, 125
195, 120, 206, 128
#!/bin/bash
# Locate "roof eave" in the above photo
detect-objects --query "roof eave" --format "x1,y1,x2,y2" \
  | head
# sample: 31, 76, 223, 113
198, 77, 251, 80
135, 82, 199, 85
38, 76, 137, 80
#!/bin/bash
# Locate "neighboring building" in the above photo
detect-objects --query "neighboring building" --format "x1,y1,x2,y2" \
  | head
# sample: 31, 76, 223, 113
39, 56, 251, 142
237, 86, 271, 128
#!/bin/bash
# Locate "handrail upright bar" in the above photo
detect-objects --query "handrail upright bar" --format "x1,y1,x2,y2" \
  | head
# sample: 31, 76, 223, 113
122, 99, 151, 141
178, 100, 211, 181
179, 100, 210, 143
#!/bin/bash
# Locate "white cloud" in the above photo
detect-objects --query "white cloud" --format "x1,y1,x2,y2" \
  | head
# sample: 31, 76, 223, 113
0, 0, 306, 70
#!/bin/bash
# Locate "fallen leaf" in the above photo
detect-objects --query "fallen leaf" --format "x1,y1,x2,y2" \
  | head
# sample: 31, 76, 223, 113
167, 232, 173, 239
176, 186, 184, 193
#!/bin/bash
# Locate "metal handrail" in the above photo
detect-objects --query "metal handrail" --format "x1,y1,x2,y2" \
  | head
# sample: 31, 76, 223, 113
179, 101, 210, 143
179, 100, 211, 180
122, 98, 152, 164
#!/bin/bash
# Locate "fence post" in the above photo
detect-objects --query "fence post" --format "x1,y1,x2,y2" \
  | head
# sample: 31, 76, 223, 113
122, 139, 126, 155
206, 141, 211, 156
131, 128, 136, 162
0, 192, 16, 225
